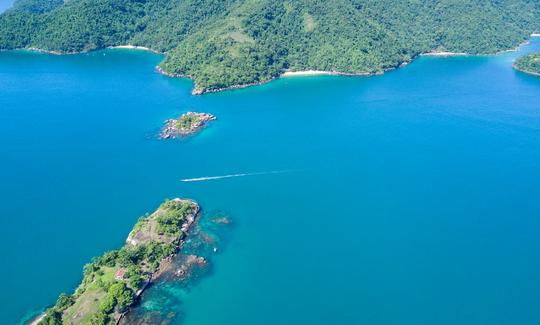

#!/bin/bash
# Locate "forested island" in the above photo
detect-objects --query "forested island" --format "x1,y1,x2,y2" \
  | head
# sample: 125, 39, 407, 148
514, 53, 540, 76
1, 0, 539, 94
35, 199, 201, 325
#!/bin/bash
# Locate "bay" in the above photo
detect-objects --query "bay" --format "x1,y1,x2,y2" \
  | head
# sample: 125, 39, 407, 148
1, 38, 540, 324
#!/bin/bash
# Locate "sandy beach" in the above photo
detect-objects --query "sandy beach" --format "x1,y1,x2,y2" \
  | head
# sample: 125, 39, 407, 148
281, 70, 335, 77
281, 70, 373, 78
108, 45, 162, 54
421, 51, 468, 57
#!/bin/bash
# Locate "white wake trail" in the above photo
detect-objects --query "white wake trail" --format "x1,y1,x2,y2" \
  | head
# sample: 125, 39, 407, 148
180, 170, 294, 182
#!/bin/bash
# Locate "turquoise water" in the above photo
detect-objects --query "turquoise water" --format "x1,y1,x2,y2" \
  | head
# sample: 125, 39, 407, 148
1, 39, 540, 324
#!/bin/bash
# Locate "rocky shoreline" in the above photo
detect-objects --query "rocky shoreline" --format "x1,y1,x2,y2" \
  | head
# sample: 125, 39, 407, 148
513, 65, 540, 77
117, 213, 232, 324
25, 47, 81, 55
160, 112, 216, 139
117, 199, 201, 324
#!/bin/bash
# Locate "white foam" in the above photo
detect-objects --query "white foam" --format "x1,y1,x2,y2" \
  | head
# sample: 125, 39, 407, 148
180, 170, 294, 182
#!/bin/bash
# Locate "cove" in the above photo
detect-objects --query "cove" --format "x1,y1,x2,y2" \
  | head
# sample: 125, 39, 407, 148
1, 39, 540, 324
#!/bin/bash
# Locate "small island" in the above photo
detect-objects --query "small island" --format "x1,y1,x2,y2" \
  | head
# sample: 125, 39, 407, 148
513, 53, 540, 76
36, 199, 200, 325
160, 112, 216, 139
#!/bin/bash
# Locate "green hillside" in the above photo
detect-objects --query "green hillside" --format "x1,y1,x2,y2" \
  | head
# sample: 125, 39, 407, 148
514, 53, 540, 76
1, 0, 539, 93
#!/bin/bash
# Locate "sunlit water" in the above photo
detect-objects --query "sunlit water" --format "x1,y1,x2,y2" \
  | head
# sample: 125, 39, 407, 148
1, 38, 540, 325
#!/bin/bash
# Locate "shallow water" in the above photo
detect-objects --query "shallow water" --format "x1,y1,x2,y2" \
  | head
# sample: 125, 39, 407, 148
1, 39, 540, 324
0, 0, 15, 13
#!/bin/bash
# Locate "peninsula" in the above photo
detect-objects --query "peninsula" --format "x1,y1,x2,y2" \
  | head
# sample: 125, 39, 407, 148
160, 112, 216, 139
514, 53, 540, 76
35, 199, 200, 325
1, 0, 539, 94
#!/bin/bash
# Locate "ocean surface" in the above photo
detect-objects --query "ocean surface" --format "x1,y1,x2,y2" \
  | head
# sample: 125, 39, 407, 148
1, 38, 540, 325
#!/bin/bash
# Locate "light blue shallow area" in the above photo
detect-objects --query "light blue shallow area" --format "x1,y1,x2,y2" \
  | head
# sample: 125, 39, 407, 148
0, 0, 16, 13
1, 39, 540, 324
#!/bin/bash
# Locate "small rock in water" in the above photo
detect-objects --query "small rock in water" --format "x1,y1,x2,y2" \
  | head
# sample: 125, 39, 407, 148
174, 255, 208, 279
211, 216, 232, 225
159, 111, 216, 139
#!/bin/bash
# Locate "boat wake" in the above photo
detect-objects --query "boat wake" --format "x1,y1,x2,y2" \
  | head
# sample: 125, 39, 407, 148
180, 170, 295, 182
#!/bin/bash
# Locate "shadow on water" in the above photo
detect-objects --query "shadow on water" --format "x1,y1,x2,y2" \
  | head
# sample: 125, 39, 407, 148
122, 211, 234, 324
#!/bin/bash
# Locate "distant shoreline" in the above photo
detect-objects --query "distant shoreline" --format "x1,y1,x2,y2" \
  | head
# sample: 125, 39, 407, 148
16, 44, 163, 56
25, 47, 78, 55
8, 35, 538, 95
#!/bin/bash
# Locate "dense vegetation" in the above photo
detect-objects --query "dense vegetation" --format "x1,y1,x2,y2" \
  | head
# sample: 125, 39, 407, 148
176, 113, 202, 130
155, 197, 195, 235
38, 199, 197, 325
1, 0, 539, 93
514, 53, 540, 76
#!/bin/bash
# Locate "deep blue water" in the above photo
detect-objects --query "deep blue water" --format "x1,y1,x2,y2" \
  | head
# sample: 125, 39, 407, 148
1, 39, 540, 325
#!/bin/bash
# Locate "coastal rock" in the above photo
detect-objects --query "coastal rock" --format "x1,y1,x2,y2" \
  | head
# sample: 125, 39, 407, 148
211, 216, 232, 225
174, 255, 208, 279
160, 112, 216, 139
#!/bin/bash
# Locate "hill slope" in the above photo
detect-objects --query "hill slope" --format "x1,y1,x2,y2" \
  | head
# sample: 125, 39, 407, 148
1, 0, 539, 93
